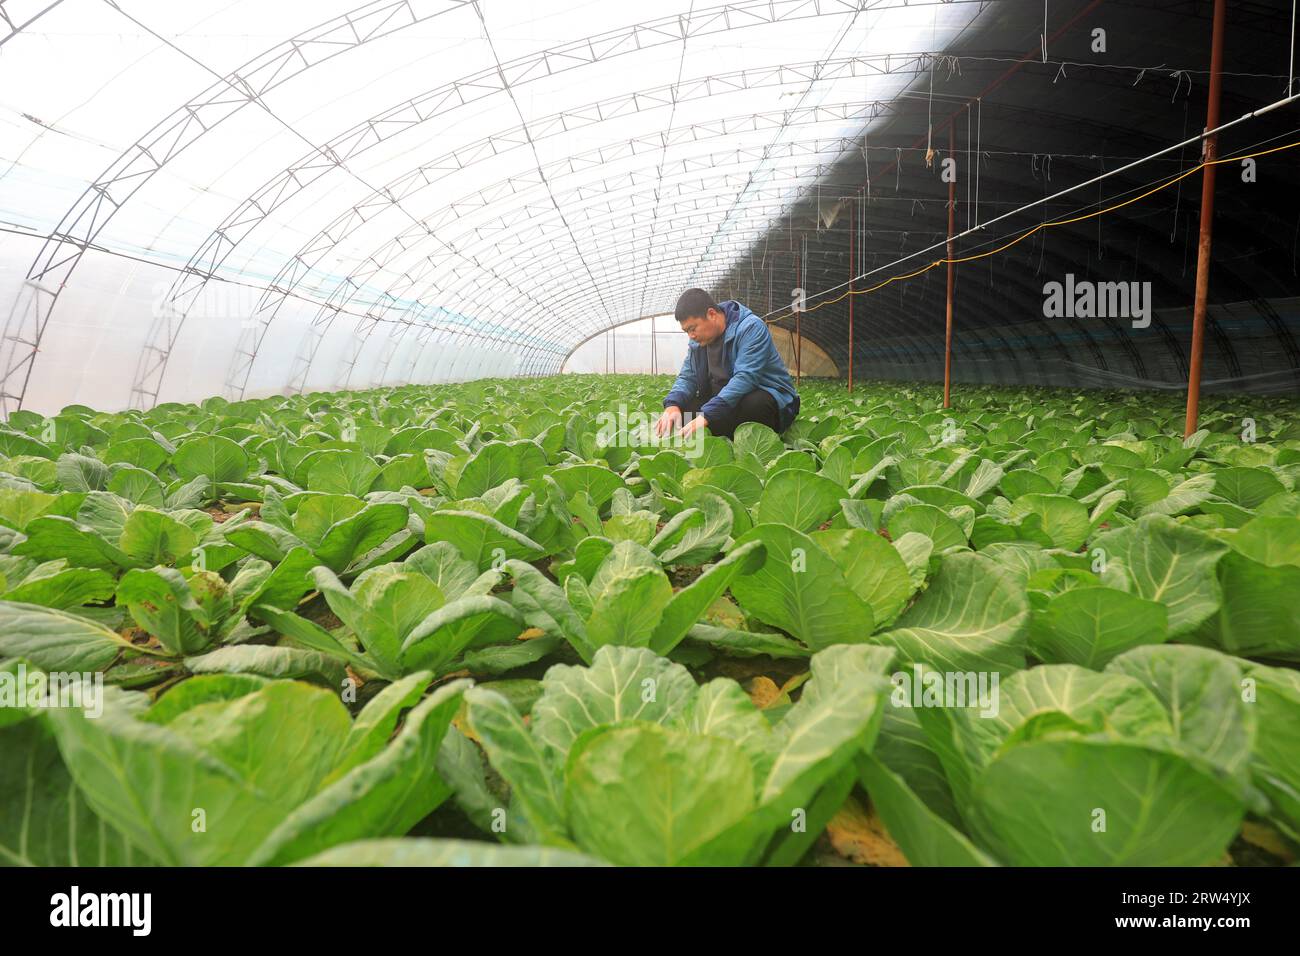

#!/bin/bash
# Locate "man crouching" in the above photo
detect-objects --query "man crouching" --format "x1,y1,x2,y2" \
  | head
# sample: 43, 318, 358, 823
654, 288, 800, 441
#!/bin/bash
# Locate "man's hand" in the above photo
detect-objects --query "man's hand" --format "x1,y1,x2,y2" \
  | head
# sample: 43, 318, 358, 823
678, 414, 708, 440
655, 406, 683, 437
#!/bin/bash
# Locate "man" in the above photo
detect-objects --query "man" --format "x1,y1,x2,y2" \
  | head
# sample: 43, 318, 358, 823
654, 288, 800, 440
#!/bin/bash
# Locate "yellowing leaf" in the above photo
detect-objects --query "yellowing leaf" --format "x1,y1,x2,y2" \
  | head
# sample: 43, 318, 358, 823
826, 795, 909, 867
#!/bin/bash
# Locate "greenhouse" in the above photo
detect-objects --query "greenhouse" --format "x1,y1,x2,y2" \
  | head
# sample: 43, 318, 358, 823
0, 0, 1298, 884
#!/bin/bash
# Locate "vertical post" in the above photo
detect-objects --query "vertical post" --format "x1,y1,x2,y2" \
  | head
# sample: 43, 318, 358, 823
651, 317, 657, 375
943, 124, 956, 409
848, 193, 854, 393
1184, 0, 1227, 438
794, 246, 802, 384
612, 327, 617, 374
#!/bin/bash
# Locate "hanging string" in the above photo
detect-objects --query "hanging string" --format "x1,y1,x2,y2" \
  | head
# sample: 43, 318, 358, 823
1170, 69, 1190, 101
1041, 0, 1049, 63
975, 97, 982, 227
926, 8, 937, 166
1290, 0, 1297, 95
925, 56, 936, 167
966, 104, 972, 234
852, 187, 863, 277
862, 140, 871, 204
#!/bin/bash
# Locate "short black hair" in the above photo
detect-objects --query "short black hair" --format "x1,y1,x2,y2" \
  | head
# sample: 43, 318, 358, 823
675, 288, 720, 324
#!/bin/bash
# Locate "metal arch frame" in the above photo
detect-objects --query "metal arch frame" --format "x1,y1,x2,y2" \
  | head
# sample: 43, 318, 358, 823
1248, 297, 1300, 385
278, 132, 901, 392
312, 165, 885, 385
410, 247, 826, 380
412, 252, 776, 382
142, 47, 942, 406
390, 323, 568, 385
216, 84, 916, 404
496, 236, 945, 377
7, 2, 1294, 401
445, 148, 1164, 380
121, 2, 969, 407
11, 0, 955, 412
356, 231, 857, 390
312, 225, 817, 392
228, 90, 904, 395
106, 13, 1175, 392
443, 76, 1231, 377
468, 240, 864, 374
369, 319, 427, 387
333, 144, 1003, 347
399, 326, 521, 386
551, 310, 798, 377
264, 155, 881, 393
390, 320, 550, 387
0, 0, 68, 48
306, 320, 534, 394
338, 46, 1196, 397
0, 0, 480, 415
403, 321, 546, 384
395, 318, 574, 386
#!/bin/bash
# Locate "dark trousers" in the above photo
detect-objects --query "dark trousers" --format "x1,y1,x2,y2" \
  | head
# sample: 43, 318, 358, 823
679, 388, 780, 439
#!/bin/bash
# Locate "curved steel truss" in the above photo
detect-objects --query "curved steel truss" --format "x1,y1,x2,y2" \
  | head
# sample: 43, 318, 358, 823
0, 0, 974, 410
5, 0, 1295, 408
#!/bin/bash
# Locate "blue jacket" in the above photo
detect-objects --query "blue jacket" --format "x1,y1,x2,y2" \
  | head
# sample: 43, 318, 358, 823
663, 299, 800, 432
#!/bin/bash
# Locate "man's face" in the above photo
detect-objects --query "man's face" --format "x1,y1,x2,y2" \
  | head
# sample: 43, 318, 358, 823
679, 307, 726, 345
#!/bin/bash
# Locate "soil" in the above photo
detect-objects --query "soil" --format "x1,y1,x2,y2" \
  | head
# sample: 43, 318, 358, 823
301, 599, 342, 631
697, 652, 808, 690
667, 564, 705, 588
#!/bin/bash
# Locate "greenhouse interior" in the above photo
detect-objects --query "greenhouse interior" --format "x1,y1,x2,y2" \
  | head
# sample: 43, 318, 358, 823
1, 0, 1299, 886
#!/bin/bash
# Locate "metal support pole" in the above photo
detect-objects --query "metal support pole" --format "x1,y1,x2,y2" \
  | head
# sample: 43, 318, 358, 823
1185, 0, 1227, 438
848, 195, 855, 392
943, 124, 956, 409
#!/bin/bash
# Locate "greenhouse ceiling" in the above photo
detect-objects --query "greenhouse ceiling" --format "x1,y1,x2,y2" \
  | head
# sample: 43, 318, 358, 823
0, 0, 1297, 414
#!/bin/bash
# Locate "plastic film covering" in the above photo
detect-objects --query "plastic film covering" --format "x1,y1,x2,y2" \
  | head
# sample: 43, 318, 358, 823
0, 0, 980, 413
